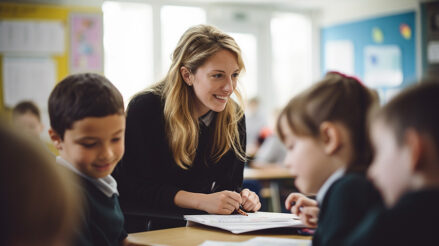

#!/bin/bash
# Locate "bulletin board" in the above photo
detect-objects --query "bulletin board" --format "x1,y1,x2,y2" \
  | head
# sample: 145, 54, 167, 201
0, 2, 102, 111
321, 11, 416, 101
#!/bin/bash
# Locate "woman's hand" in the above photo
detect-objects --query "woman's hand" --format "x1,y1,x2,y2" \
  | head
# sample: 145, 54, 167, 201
240, 188, 261, 212
285, 192, 319, 228
199, 190, 242, 214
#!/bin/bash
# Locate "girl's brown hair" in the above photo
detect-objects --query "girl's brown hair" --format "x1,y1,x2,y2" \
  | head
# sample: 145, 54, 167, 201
277, 72, 378, 172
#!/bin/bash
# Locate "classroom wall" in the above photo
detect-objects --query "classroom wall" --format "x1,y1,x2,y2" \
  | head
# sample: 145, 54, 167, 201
0, 2, 101, 144
320, 11, 416, 102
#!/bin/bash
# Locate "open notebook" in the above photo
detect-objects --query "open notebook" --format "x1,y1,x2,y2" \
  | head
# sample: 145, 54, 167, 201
184, 212, 306, 234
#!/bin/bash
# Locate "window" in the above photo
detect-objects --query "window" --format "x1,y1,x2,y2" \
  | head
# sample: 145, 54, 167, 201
271, 13, 312, 108
160, 6, 206, 76
229, 32, 258, 99
103, 1, 153, 107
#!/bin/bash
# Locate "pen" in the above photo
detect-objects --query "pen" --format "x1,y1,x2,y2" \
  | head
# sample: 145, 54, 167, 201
236, 206, 248, 216
234, 187, 248, 216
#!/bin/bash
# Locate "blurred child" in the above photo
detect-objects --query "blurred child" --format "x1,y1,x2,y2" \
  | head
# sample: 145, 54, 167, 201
345, 81, 439, 245
48, 73, 137, 246
12, 101, 44, 138
0, 119, 80, 246
277, 72, 383, 245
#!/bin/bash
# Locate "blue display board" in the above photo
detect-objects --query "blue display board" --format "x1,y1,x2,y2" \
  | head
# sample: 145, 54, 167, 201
321, 12, 416, 100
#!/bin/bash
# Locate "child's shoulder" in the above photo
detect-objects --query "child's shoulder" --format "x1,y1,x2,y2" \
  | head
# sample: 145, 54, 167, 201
393, 188, 439, 215
329, 172, 381, 203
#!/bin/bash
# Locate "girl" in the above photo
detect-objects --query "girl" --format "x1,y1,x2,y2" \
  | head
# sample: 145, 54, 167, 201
277, 72, 383, 246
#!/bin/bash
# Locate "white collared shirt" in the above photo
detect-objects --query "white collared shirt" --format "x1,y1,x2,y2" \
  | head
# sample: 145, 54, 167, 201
200, 111, 214, 127
56, 156, 119, 198
316, 168, 346, 205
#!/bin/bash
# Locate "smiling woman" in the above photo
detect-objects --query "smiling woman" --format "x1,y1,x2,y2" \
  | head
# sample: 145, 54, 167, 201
114, 24, 261, 232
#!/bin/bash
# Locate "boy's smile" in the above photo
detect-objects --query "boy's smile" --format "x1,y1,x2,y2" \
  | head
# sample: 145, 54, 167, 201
53, 114, 125, 179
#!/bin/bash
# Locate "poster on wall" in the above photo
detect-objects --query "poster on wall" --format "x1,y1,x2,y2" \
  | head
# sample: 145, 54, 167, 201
364, 45, 403, 87
324, 40, 354, 75
70, 13, 103, 73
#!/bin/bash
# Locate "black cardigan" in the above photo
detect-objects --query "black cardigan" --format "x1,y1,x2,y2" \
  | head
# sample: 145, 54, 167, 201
114, 92, 246, 218
344, 188, 439, 246
312, 173, 383, 246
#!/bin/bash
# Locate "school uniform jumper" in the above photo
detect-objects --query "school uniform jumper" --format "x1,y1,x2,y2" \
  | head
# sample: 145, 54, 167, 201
344, 188, 439, 246
57, 157, 127, 246
312, 171, 383, 246
114, 92, 246, 230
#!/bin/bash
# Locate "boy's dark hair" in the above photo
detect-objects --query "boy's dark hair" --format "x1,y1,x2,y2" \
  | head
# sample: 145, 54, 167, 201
374, 80, 439, 150
277, 72, 378, 173
12, 101, 41, 121
48, 73, 124, 139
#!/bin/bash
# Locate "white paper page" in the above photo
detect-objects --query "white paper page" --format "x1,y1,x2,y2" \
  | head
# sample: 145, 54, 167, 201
185, 212, 305, 234
2, 56, 56, 108
324, 40, 354, 75
185, 212, 299, 223
199, 237, 311, 246
245, 237, 311, 246
0, 20, 65, 54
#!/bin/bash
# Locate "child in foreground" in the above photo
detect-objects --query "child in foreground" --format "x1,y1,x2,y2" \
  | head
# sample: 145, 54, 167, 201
344, 81, 439, 245
277, 72, 383, 246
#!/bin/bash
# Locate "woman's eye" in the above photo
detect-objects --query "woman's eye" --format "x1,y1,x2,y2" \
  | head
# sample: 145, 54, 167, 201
232, 73, 240, 78
212, 74, 223, 79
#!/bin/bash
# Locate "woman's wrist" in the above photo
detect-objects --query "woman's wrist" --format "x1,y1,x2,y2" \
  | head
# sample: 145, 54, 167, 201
174, 190, 208, 211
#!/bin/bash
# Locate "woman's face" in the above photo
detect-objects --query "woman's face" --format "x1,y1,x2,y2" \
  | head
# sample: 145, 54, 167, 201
184, 49, 240, 118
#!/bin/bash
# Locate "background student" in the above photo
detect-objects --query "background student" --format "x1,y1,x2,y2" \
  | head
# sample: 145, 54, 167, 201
345, 81, 439, 246
12, 100, 44, 139
0, 119, 80, 246
48, 73, 138, 246
277, 72, 383, 246
115, 24, 260, 232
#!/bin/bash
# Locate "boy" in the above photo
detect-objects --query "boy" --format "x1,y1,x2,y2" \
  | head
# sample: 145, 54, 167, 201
12, 100, 44, 138
48, 73, 132, 246
345, 81, 439, 245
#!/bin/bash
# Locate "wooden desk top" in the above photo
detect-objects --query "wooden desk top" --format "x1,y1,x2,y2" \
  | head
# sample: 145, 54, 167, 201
128, 225, 311, 246
244, 167, 293, 180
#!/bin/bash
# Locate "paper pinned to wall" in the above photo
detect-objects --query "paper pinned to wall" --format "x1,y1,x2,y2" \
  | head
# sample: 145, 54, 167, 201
427, 41, 439, 64
2, 56, 56, 108
364, 45, 403, 87
0, 20, 65, 54
324, 40, 354, 75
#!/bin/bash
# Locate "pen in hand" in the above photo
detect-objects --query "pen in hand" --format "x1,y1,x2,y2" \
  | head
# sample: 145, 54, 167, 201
236, 205, 248, 216
235, 187, 248, 216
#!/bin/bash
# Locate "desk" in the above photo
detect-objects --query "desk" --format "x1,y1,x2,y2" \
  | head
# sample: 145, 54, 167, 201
244, 167, 293, 213
128, 225, 311, 246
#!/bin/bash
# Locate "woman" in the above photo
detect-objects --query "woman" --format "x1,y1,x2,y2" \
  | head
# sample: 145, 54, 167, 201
115, 24, 261, 231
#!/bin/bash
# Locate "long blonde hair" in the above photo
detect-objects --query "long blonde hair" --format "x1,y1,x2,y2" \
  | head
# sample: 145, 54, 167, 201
150, 24, 246, 169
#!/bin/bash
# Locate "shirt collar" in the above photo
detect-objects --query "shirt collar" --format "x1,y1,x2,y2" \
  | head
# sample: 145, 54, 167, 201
200, 111, 214, 126
56, 156, 119, 198
316, 168, 346, 205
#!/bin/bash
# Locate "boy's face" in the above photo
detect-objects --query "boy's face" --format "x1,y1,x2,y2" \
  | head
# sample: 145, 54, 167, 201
13, 112, 43, 138
52, 114, 125, 179
368, 120, 412, 207
280, 116, 332, 194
